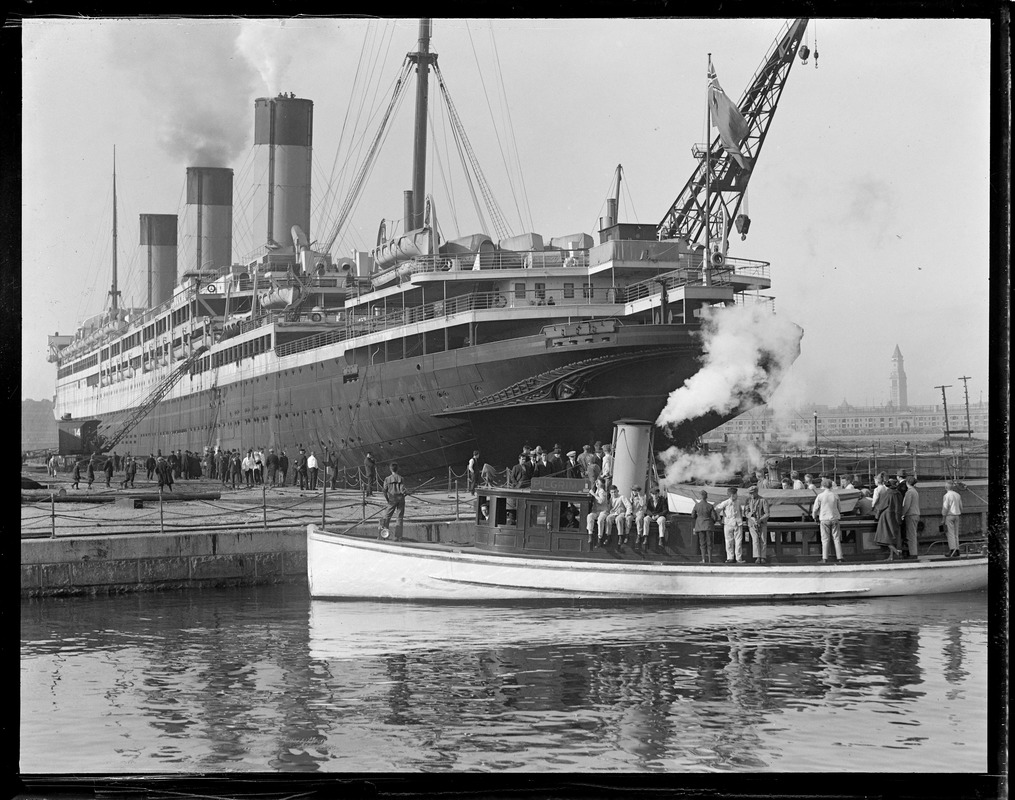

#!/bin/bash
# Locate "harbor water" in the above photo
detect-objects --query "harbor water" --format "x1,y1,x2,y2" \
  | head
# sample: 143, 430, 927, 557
20, 585, 988, 773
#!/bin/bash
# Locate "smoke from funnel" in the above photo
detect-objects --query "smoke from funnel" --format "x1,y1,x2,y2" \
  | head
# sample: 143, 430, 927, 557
659, 439, 766, 486
110, 21, 260, 166
656, 304, 803, 432
655, 303, 802, 486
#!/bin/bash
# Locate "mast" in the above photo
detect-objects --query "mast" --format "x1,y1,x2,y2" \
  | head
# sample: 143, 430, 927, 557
110, 147, 121, 312
409, 19, 435, 230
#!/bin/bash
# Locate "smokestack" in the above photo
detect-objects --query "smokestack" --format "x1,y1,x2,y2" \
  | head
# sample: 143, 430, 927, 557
186, 167, 233, 271
139, 214, 178, 308
254, 95, 313, 248
610, 419, 654, 494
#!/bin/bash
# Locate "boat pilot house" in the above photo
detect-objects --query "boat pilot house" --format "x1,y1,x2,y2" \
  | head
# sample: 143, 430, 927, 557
475, 478, 597, 555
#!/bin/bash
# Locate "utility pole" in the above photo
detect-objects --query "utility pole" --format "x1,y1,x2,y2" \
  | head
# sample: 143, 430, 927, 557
813, 410, 818, 455
958, 376, 973, 440
935, 384, 952, 447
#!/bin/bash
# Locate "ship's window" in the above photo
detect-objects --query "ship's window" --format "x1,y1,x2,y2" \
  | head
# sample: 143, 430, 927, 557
563, 283, 575, 299
534, 283, 546, 300
583, 283, 593, 299
477, 495, 491, 524
514, 283, 526, 299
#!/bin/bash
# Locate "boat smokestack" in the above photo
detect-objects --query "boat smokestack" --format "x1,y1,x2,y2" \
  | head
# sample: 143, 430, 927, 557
186, 167, 232, 272
254, 95, 313, 249
139, 214, 178, 308
610, 419, 654, 494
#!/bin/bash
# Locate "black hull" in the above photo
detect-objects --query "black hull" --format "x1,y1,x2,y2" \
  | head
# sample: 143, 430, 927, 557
59, 324, 758, 479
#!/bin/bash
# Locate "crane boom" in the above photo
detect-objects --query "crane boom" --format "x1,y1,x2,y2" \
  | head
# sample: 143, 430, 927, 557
96, 345, 210, 454
658, 19, 808, 247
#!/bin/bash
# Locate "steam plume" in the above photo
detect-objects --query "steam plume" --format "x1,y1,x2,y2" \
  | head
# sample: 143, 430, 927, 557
656, 303, 802, 486
111, 21, 260, 166
656, 303, 802, 431
659, 439, 766, 486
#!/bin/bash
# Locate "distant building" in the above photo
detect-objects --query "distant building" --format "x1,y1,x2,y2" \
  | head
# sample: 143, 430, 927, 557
890, 344, 908, 409
705, 400, 989, 443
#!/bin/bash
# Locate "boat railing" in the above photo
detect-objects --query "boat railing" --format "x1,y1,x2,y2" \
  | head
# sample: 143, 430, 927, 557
395, 248, 591, 279
733, 293, 777, 313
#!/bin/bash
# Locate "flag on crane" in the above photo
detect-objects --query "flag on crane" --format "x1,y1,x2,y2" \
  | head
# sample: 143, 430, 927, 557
708, 59, 750, 169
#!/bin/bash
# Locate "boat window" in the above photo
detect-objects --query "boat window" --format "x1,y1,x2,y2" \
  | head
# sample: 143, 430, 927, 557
563, 283, 575, 299
477, 495, 491, 524
583, 283, 593, 299
527, 502, 549, 529
514, 283, 526, 299
494, 496, 510, 526
558, 501, 580, 529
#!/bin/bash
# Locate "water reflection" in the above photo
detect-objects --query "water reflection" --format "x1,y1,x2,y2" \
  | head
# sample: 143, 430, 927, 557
21, 588, 986, 773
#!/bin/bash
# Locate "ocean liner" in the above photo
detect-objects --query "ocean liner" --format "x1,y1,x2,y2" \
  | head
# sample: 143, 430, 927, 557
48, 19, 809, 478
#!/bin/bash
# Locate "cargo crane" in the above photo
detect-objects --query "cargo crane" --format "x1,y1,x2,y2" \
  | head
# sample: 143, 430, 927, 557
658, 19, 809, 254
93, 345, 210, 454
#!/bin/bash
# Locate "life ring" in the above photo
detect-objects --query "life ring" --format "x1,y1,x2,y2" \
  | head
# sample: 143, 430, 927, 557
440, 259, 453, 271
564, 256, 577, 268
206, 284, 217, 293
710, 251, 725, 267
310, 312, 324, 323
494, 294, 507, 308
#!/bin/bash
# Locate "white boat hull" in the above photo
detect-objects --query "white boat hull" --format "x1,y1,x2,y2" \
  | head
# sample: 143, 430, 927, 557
307, 525, 988, 602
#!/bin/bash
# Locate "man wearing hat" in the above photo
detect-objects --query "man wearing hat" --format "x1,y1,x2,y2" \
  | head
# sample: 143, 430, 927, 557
266, 448, 280, 486
532, 449, 553, 479
642, 486, 669, 549
744, 484, 771, 564
547, 445, 564, 477
564, 450, 581, 479
690, 489, 715, 562
601, 444, 614, 487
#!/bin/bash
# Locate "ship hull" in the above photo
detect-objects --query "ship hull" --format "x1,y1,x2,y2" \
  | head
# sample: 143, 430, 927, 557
58, 324, 745, 477
307, 525, 989, 602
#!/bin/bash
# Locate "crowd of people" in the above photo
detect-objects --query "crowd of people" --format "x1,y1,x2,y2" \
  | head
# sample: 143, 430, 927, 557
62, 445, 387, 495
470, 440, 965, 564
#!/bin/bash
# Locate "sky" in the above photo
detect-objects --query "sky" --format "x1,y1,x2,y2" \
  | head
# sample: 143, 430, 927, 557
20, 17, 993, 410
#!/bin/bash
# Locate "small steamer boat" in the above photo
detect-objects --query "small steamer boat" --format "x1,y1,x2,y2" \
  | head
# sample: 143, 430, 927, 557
306, 480, 987, 602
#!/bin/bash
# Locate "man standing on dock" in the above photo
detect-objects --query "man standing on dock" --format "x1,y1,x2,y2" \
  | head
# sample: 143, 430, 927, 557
266, 449, 280, 486
714, 486, 745, 564
467, 450, 480, 495
379, 462, 407, 541
744, 484, 771, 564
146, 453, 156, 481
363, 453, 376, 496
103, 456, 114, 488
122, 456, 137, 489
278, 450, 289, 486
941, 480, 963, 558
307, 450, 319, 490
